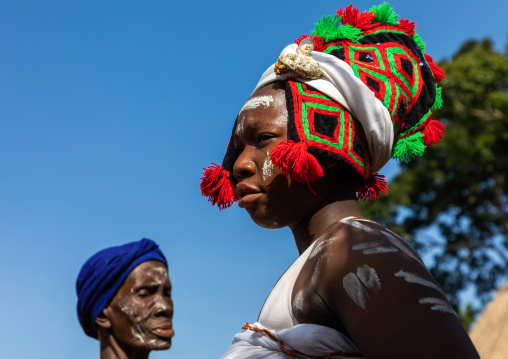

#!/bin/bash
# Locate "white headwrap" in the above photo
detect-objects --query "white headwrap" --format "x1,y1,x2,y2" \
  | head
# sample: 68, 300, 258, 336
252, 43, 393, 174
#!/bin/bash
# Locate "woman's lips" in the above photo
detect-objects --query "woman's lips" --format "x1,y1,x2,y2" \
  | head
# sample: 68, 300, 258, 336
238, 192, 263, 208
152, 328, 174, 338
236, 183, 263, 208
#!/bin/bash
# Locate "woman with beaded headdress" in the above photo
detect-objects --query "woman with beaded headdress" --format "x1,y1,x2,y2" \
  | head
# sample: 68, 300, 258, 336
201, 3, 480, 358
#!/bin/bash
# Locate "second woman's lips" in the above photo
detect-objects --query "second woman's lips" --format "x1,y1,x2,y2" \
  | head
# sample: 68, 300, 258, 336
152, 327, 174, 338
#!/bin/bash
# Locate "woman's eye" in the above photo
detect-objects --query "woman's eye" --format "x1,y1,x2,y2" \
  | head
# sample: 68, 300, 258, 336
257, 133, 274, 144
137, 289, 150, 297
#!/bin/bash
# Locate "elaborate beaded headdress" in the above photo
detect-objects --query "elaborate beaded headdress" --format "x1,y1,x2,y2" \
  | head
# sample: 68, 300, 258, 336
201, 3, 446, 209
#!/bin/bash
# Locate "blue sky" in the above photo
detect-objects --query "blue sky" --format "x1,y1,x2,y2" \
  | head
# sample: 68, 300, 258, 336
0, 0, 506, 358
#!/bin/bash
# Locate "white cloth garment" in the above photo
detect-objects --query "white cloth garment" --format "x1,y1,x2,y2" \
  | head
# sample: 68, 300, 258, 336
220, 235, 363, 358
220, 322, 362, 359
253, 43, 393, 174
256, 238, 317, 331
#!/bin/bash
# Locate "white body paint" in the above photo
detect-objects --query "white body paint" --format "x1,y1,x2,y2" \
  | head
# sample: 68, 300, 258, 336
394, 270, 444, 294
352, 240, 398, 255
343, 273, 369, 309
381, 229, 425, 266
342, 219, 374, 232
363, 246, 398, 254
292, 290, 305, 314
343, 264, 381, 309
311, 253, 328, 287
352, 241, 382, 251
356, 264, 381, 293
419, 297, 456, 315
309, 236, 337, 259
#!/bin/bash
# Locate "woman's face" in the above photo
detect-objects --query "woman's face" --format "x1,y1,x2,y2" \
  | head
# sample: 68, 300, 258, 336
102, 260, 174, 353
233, 84, 332, 229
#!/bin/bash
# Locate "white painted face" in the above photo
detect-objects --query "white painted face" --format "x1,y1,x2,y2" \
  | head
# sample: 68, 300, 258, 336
104, 261, 174, 352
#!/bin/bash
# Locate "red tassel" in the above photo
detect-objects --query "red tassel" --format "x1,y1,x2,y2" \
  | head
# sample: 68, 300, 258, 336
422, 119, 445, 146
337, 5, 376, 30
271, 140, 324, 183
200, 163, 237, 210
397, 18, 415, 36
357, 173, 388, 202
424, 54, 446, 83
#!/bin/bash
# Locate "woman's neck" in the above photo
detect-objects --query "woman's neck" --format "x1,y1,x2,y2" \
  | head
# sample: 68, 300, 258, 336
290, 192, 363, 255
99, 332, 149, 359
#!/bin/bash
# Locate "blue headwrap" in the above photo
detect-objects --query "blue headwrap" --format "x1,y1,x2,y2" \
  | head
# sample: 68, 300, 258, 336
76, 238, 168, 339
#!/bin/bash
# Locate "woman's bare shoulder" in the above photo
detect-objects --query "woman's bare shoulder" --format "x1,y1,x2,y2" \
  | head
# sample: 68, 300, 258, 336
303, 218, 479, 358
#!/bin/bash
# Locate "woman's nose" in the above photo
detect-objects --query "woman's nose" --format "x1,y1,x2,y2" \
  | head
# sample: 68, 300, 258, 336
154, 296, 173, 318
233, 147, 257, 181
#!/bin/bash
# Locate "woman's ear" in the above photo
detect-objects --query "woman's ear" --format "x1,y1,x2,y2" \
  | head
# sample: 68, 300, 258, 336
95, 308, 112, 329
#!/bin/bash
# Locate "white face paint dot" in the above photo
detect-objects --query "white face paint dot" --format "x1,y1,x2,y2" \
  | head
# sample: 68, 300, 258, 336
262, 151, 274, 181
274, 113, 288, 127
235, 116, 245, 137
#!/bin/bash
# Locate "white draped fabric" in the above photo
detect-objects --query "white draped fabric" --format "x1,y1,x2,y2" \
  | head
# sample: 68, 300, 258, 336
220, 322, 363, 359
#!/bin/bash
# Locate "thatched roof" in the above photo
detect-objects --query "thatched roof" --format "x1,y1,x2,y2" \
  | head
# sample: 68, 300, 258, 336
470, 281, 508, 359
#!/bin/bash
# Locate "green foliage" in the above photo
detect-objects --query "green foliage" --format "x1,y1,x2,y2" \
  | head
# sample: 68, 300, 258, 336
362, 39, 508, 313
459, 304, 476, 332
